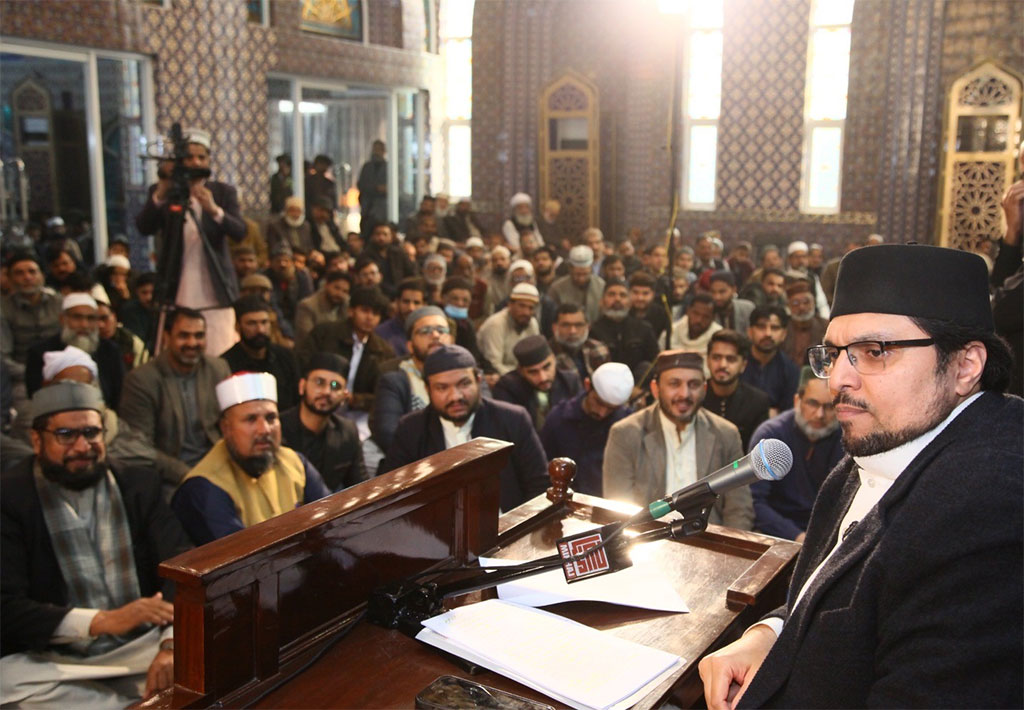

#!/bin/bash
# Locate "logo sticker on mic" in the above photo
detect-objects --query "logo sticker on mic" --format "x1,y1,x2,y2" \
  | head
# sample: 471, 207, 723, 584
557, 523, 633, 583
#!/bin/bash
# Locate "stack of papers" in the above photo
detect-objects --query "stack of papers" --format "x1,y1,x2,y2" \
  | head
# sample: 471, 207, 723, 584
416, 599, 684, 710
478, 556, 689, 612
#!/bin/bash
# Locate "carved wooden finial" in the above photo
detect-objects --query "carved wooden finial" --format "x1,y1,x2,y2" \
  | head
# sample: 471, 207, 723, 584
546, 457, 576, 504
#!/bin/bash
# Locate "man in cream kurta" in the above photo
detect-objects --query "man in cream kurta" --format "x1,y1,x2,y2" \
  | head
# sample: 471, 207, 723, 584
171, 372, 330, 545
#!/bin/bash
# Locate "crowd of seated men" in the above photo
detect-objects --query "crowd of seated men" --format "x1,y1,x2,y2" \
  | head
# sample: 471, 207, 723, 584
1, 129, 1020, 708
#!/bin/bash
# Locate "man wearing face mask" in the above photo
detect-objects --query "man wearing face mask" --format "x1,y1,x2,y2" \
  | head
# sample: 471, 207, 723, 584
220, 298, 300, 411
548, 303, 610, 381
25, 293, 125, 409
589, 278, 658, 379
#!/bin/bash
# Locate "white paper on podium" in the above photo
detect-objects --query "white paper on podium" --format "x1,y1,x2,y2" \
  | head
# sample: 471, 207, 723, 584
417, 599, 684, 710
478, 556, 689, 613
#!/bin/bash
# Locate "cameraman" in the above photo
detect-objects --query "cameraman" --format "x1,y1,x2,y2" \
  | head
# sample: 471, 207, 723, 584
136, 127, 245, 356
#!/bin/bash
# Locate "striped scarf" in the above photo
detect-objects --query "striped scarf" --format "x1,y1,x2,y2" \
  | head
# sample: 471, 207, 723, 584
33, 463, 142, 656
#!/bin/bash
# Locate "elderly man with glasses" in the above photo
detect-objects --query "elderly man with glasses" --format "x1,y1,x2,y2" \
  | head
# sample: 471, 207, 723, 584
700, 244, 1022, 709
1, 381, 192, 707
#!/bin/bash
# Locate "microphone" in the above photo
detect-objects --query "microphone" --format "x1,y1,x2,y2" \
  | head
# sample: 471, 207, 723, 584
629, 438, 793, 523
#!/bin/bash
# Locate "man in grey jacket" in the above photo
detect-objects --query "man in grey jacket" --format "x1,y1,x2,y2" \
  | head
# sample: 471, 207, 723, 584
602, 349, 753, 530
118, 308, 229, 485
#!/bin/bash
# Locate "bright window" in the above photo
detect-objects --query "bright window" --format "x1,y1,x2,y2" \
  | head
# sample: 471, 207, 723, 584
681, 0, 723, 210
441, 0, 474, 197
800, 0, 854, 213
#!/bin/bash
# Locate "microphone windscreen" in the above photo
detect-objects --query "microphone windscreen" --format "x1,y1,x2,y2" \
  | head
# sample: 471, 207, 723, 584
753, 439, 793, 481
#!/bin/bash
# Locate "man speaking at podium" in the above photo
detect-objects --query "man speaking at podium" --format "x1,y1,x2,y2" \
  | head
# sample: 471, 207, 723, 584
699, 244, 1022, 708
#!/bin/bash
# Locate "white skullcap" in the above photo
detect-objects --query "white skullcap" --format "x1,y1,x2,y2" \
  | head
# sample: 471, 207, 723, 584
184, 127, 211, 149
866, 233, 884, 244
42, 346, 98, 383
509, 259, 534, 276
216, 372, 277, 412
492, 245, 511, 259
509, 192, 532, 208
91, 284, 111, 307
466, 237, 485, 249
62, 293, 98, 312
45, 216, 65, 228
509, 283, 540, 303
106, 254, 131, 270
284, 195, 304, 209
568, 245, 594, 268
591, 362, 634, 407
787, 241, 809, 255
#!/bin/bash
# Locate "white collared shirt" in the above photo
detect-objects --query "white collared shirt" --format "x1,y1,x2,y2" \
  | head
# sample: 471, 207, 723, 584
440, 412, 476, 449
659, 408, 697, 495
348, 334, 367, 386
759, 391, 983, 638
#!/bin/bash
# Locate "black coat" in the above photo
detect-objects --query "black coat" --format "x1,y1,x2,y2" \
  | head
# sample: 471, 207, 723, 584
280, 406, 367, 492
294, 320, 395, 412
491, 368, 581, 429
136, 181, 246, 306
220, 341, 301, 411
0, 458, 192, 656
380, 398, 549, 511
25, 334, 126, 410
739, 392, 1023, 708
589, 315, 659, 379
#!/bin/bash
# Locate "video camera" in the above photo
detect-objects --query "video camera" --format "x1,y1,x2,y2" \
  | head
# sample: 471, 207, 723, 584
155, 123, 212, 206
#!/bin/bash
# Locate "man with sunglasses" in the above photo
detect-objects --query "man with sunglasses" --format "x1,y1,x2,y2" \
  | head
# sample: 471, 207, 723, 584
281, 353, 367, 492
700, 244, 1022, 708
1, 382, 192, 706
747, 366, 844, 541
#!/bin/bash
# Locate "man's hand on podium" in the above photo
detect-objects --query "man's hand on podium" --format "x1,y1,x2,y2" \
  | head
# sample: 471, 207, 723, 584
698, 623, 777, 710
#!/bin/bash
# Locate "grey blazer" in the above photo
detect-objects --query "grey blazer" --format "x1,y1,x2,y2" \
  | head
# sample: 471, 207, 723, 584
118, 350, 230, 484
602, 403, 754, 529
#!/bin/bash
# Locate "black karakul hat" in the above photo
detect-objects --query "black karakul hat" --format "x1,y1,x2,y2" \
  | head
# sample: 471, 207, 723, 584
423, 344, 477, 378
831, 244, 993, 331
512, 335, 552, 368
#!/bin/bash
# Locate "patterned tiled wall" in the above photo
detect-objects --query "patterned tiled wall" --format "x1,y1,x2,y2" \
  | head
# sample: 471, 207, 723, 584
1, 0, 443, 214
471, 0, 1024, 256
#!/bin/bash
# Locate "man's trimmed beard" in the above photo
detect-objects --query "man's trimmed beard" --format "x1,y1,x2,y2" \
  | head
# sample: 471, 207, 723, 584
602, 306, 629, 322
513, 213, 534, 228
285, 214, 305, 228
40, 451, 108, 491
302, 389, 341, 416
226, 437, 278, 478
836, 386, 960, 457
241, 332, 271, 350
794, 406, 839, 442
790, 310, 815, 323
554, 328, 588, 350
62, 326, 99, 354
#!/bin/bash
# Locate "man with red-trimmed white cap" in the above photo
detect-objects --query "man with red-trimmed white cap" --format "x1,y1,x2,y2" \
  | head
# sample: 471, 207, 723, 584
171, 372, 330, 545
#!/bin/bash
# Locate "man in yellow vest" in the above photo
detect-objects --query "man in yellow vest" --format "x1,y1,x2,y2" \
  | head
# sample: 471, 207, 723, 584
171, 372, 331, 545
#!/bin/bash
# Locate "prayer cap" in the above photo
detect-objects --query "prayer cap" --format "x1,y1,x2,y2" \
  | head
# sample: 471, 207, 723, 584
405, 305, 447, 336
216, 372, 278, 412
591, 362, 634, 407
785, 278, 813, 297
831, 244, 993, 330
42, 346, 98, 383
106, 254, 131, 270
653, 349, 705, 377
46, 216, 65, 229
31, 381, 105, 419
303, 352, 349, 378
787, 241, 809, 255
423, 344, 477, 379
62, 293, 97, 312
509, 259, 534, 276
509, 283, 540, 303
241, 273, 272, 290
509, 192, 532, 208
492, 246, 511, 259
184, 127, 211, 149
568, 245, 594, 268
513, 335, 552, 368
466, 237, 485, 249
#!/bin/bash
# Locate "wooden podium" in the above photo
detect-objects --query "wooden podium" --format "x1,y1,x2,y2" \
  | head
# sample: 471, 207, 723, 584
141, 439, 799, 709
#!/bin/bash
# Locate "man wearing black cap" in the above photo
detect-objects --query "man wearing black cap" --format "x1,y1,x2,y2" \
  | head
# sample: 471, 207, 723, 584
370, 306, 454, 454
380, 344, 548, 511
1, 382, 192, 705
492, 335, 581, 431
700, 244, 1022, 709
220, 297, 301, 411
296, 286, 394, 414
280, 353, 366, 492
603, 349, 753, 529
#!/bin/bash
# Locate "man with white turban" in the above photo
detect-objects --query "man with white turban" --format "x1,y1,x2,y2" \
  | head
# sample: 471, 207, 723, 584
501, 193, 544, 252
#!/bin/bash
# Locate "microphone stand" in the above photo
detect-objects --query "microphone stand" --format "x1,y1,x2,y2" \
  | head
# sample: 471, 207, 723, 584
367, 498, 715, 639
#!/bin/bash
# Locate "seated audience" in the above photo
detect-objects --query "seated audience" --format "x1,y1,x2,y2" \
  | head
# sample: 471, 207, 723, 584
439, 277, 490, 369
370, 306, 454, 455
603, 350, 753, 529
476, 283, 541, 376
749, 367, 843, 541
741, 304, 800, 415
96, 299, 149, 373
266, 195, 317, 256
264, 242, 314, 330
281, 353, 367, 492
702, 330, 771, 450
172, 372, 330, 545
119, 308, 230, 485
231, 244, 260, 282
709, 270, 755, 334
375, 277, 427, 357
1, 251, 62, 379
119, 272, 159, 353
739, 266, 787, 309
502, 193, 544, 252
547, 245, 605, 325
781, 279, 827, 366
361, 221, 417, 288
294, 270, 351, 342
492, 335, 581, 430
26, 293, 125, 408
221, 297, 300, 411
1, 382, 191, 706
539, 362, 633, 496
549, 302, 611, 381
380, 344, 548, 511
628, 270, 669, 344
669, 293, 722, 374
589, 278, 659, 380
239, 272, 293, 345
